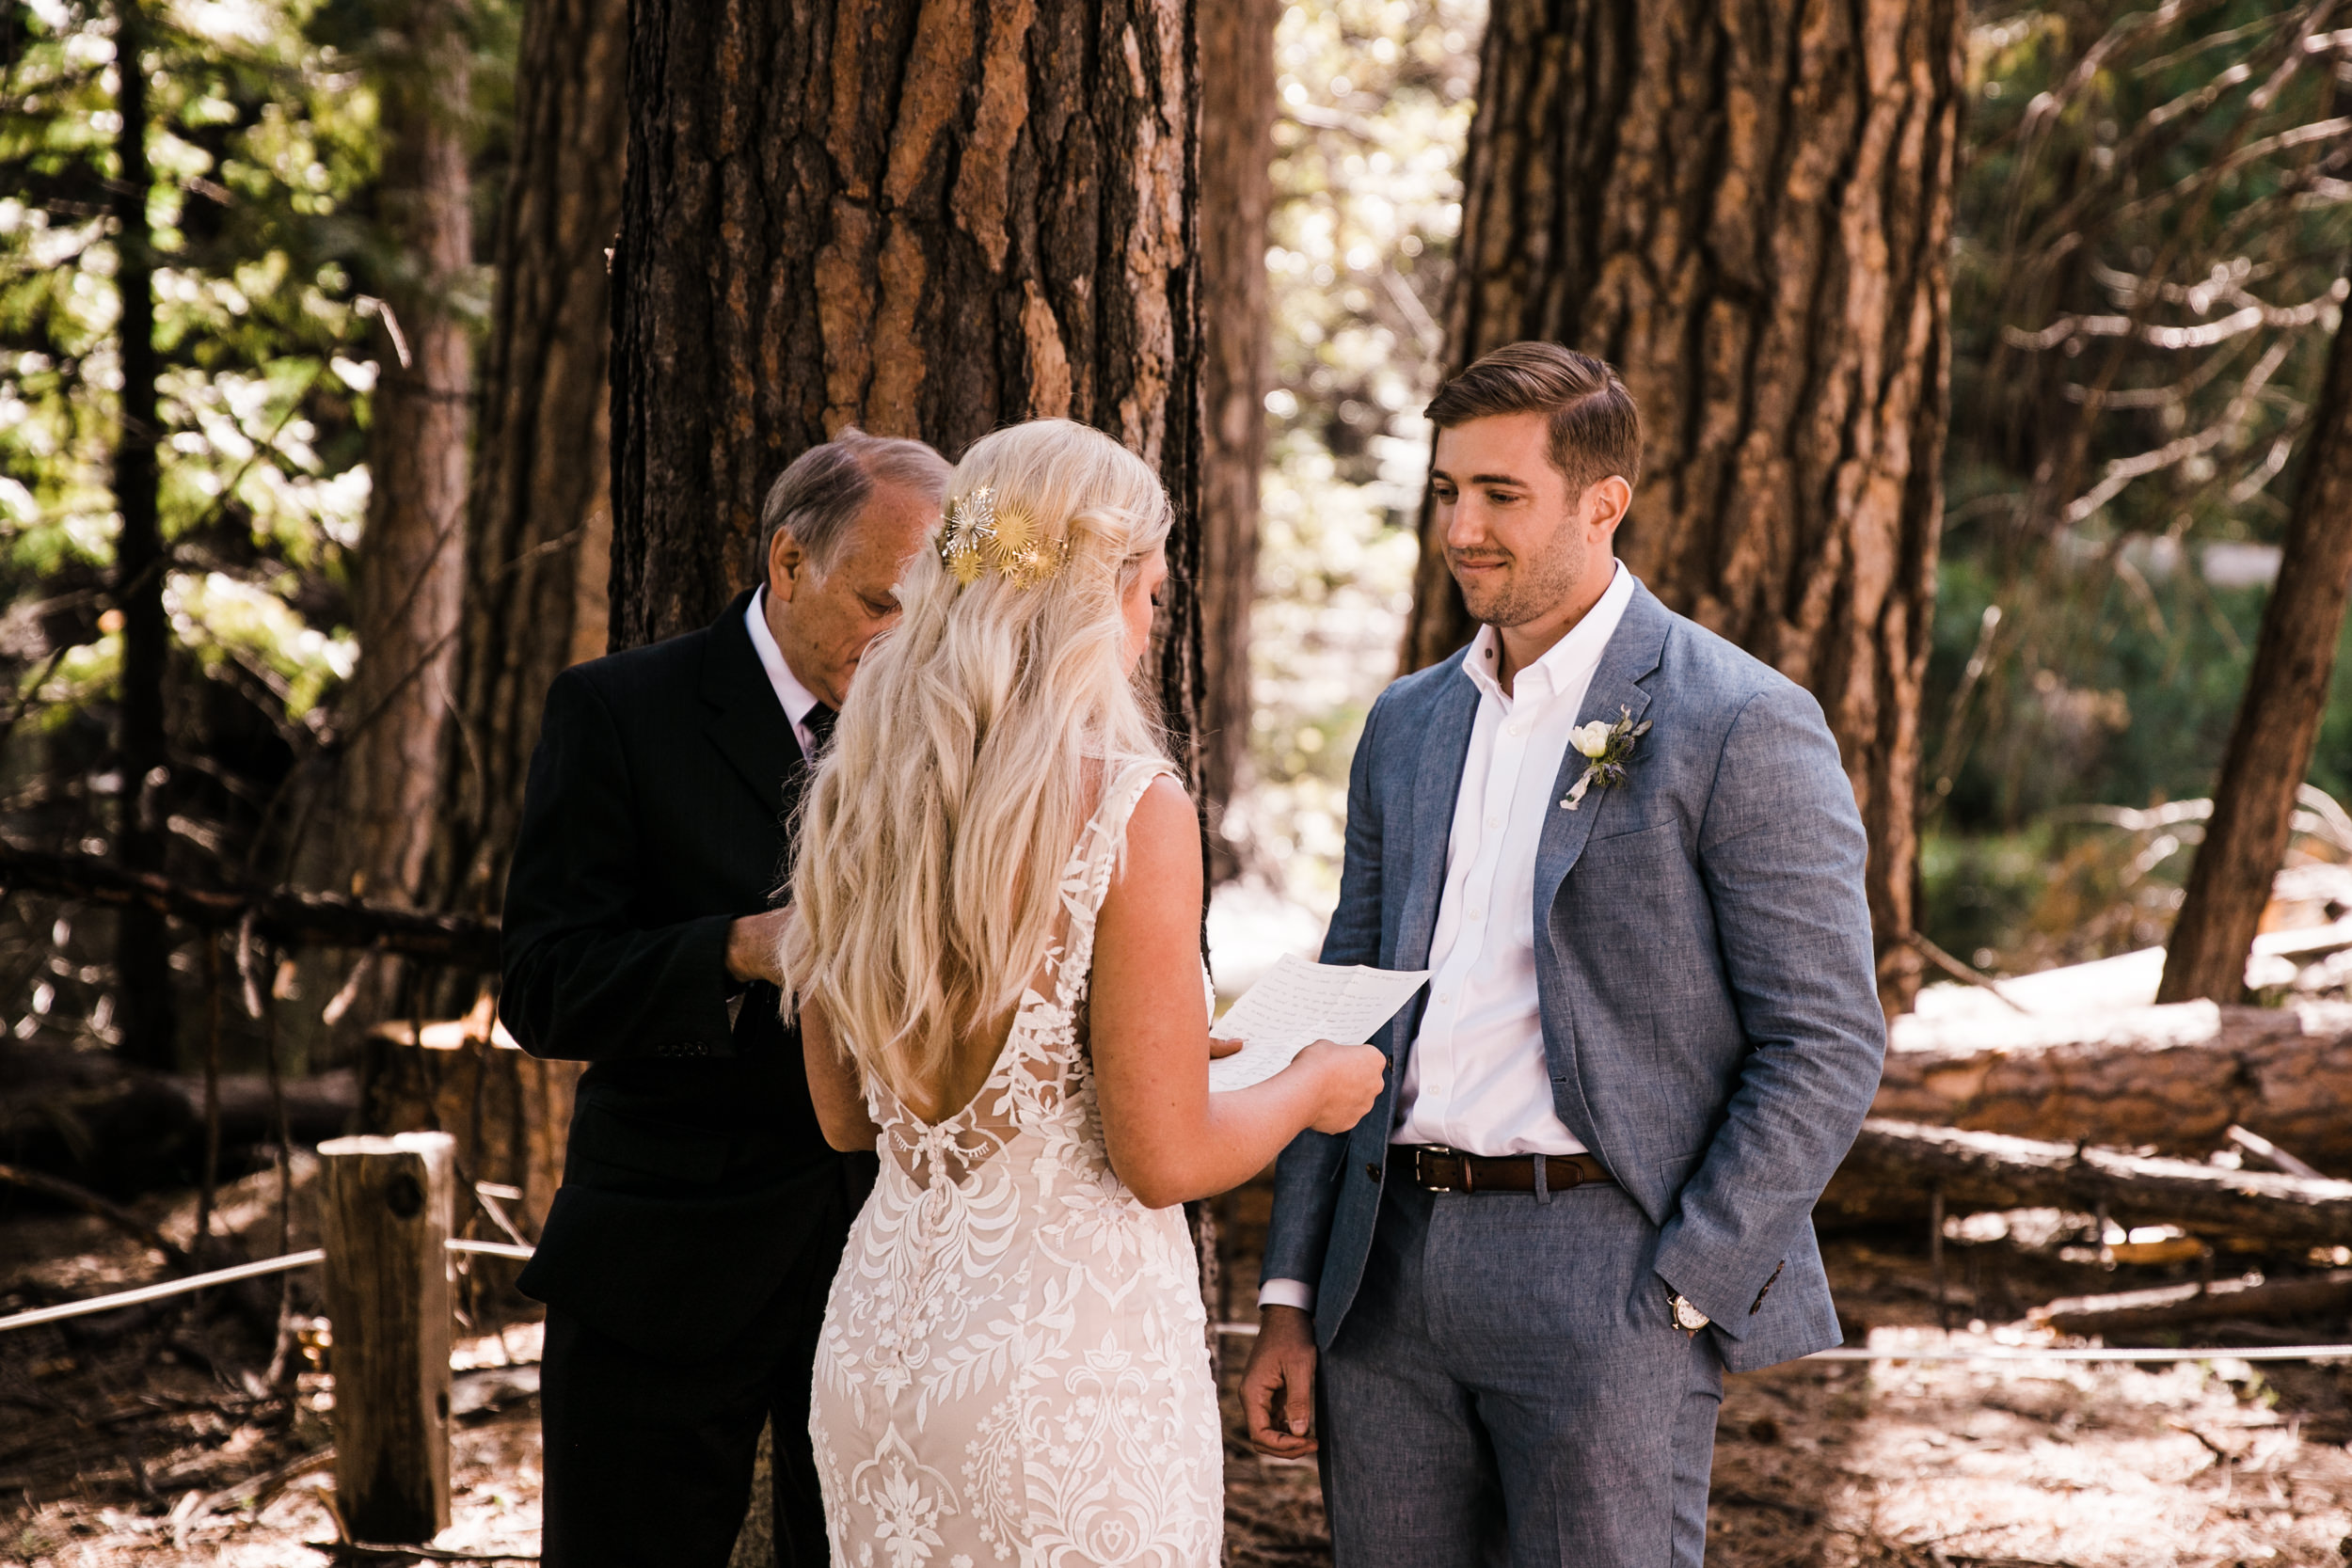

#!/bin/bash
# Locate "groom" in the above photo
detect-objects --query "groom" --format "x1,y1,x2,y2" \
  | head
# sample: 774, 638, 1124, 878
502, 428, 948, 1567
1241, 343, 1884, 1566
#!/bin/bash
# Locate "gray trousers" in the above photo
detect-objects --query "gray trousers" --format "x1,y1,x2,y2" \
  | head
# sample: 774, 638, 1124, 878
1320, 1178, 1724, 1567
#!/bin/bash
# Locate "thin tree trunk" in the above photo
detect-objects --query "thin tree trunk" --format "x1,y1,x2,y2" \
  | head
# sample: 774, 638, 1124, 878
1195, 0, 1277, 879
2159, 305, 2352, 1004
112, 0, 174, 1069
341, 0, 473, 912
1408, 0, 1963, 1013
425, 0, 627, 927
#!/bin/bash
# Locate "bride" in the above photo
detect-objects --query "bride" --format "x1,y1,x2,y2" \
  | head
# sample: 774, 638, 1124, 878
783, 419, 1385, 1566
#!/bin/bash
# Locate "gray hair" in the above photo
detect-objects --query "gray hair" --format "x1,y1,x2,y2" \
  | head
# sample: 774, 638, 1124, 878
758, 428, 951, 575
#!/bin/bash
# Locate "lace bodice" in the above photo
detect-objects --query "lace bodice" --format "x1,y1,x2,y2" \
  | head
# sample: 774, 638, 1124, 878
810, 760, 1222, 1567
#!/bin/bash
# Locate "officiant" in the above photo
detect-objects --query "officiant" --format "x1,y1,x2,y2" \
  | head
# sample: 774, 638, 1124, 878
500, 428, 949, 1568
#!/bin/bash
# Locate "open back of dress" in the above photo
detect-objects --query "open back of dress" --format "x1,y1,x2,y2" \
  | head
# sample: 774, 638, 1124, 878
809, 759, 1222, 1567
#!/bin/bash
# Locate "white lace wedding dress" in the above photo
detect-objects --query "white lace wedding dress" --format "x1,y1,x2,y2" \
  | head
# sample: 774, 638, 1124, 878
809, 761, 1222, 1567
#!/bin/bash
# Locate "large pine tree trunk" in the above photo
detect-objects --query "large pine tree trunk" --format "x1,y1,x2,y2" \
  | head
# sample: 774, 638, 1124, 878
612, 20, 1207, 1554
424, 0, 627, 926
2159, 307, 2352, 1004
1408, 0, 1963, 1011
340, 0, 473, 911
610, 0, 1202, 690
111, 0, 175, 1069
1195, 0, 1277, 875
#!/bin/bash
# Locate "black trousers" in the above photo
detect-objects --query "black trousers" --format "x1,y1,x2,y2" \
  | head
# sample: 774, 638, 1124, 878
539, 1258, 835, 1568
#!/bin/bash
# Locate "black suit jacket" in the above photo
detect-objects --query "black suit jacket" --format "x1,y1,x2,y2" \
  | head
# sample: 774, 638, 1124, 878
501, 589, 870, 1354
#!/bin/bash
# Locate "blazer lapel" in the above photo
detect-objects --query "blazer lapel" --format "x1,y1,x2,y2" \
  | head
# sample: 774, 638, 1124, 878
1395, 658, 1480, 974
1533, 583, 1671, 916
701, 589, 808, 824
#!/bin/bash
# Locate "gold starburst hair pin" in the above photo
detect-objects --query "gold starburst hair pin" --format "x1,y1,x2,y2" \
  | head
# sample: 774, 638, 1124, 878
935, 486, 1071, 589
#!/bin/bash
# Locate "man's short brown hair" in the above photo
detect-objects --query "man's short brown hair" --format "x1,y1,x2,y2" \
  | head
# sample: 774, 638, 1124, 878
1424, 342, 1643, 495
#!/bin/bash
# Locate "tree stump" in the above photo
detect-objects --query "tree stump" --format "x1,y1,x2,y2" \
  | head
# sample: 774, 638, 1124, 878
360, 996, 580, 1239
320, 1132, 456, 1544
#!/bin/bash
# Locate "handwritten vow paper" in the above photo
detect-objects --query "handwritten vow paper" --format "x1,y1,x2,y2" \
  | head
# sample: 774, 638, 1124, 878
1206, 954, 1430, 1093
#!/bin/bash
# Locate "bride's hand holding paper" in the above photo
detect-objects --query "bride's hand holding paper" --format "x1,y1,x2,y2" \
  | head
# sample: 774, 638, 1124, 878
1207, 953, 1428, 1093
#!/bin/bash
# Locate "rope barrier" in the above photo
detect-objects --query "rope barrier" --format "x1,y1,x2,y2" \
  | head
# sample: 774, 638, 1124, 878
1804, 1342, 2352, 1364
12, 1259, 2351, 1365
1213, 1322, 2352, 1364
0, 1238, 537, 1335
0, 1249, 326, 1335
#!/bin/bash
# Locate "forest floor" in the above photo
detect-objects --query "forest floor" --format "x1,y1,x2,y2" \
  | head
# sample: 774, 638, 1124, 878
5, 1161, 2352, 1567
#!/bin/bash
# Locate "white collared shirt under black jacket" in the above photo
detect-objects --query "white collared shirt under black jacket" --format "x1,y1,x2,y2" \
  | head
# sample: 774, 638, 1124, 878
498, 586, 855, 1352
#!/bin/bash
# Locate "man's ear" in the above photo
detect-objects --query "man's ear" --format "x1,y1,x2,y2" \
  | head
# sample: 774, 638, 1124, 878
1584, 475, 1633, 539
769, 528, 804, 602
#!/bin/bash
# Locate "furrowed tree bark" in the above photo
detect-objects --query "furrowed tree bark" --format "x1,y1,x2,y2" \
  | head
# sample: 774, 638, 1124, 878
112, 0, 175, 1069
341, 0, 472, 916
1876, 1001, 2352, 1174
1410, 0, 1963, 1011
1821, 1119, 2352, 1248
1195, 0, 1277, 877
611, 0, 1203, 697
613, 19, 1208, 1546
2160, 305, 2352, 1004
425, 0, 627, 927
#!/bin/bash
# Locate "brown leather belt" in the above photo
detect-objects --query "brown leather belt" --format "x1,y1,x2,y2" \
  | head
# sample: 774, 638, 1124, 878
1406, 1145, 1614, 1194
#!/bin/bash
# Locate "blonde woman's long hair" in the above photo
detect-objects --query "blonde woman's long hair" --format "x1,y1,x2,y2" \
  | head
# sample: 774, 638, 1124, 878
783, 419, 1176, 1107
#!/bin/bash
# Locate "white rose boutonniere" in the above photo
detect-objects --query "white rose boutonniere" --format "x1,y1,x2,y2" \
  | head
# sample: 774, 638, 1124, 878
1560, 705, 1653, 812
1568, 720, 1615, 759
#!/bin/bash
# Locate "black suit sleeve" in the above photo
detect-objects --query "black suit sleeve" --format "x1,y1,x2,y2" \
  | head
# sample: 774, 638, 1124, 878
499, 668, 743, 1061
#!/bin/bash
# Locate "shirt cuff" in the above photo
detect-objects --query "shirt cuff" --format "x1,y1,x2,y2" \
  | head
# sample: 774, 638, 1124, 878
1258, 1277, 1316, 1312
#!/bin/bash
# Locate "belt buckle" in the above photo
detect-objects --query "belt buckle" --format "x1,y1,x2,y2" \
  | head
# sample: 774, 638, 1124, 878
1417, 1146, 1462, 1193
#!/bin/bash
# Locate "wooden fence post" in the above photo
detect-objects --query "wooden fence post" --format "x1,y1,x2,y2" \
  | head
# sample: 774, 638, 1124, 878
320, 1131, 455, 1543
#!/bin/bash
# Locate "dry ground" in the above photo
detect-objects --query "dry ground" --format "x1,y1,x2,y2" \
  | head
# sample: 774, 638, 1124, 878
6, 1166, 2352, 1566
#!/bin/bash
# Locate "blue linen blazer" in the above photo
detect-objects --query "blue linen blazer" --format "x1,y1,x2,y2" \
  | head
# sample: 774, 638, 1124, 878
1262, 579, 1886, 1372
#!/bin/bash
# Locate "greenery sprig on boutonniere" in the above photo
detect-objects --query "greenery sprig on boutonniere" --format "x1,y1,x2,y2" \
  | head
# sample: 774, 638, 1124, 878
1560, 706, 1651, 811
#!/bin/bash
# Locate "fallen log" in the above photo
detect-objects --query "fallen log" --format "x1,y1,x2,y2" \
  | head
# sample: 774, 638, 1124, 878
0, 840, 499, 968
1877, 1001, 2352, 1174
1822, 1119, 2352, 1248
2032, 1269, 2352, 1338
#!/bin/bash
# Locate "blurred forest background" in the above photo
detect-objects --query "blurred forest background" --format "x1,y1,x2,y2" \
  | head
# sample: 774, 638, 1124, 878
12, 0, 2352, 1092
13, 2, 2352, 1563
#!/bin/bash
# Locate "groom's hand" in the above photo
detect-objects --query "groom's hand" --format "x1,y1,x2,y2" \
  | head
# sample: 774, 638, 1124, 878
1243, 1305, 1319, 1457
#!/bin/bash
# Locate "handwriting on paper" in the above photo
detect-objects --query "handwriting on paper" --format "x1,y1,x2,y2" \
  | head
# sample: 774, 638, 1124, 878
1206, 954, 1430, 1093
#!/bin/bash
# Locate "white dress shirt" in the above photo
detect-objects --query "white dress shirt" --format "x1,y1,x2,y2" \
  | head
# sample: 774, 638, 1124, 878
1261, 561, 1634, 1312
746, 587, 827, 757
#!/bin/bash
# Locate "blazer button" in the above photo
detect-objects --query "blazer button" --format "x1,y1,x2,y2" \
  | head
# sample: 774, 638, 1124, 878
1364, 1162, 1382, 1183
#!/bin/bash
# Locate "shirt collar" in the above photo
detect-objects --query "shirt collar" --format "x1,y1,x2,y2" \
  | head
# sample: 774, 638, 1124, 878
746, 586, 825, 730
1463, 559, 1634, 705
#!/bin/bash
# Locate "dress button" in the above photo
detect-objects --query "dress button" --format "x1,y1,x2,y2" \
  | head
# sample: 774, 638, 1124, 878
1364, 1163, 1382, 1182
1467, 907, 1483, 921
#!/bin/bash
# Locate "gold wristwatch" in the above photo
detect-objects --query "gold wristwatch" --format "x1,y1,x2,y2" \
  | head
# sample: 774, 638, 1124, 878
1665, 1285, 1709, 1333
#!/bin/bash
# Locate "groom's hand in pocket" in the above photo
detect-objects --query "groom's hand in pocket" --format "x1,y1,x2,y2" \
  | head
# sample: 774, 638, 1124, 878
1243, 1305, 1319, 1456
